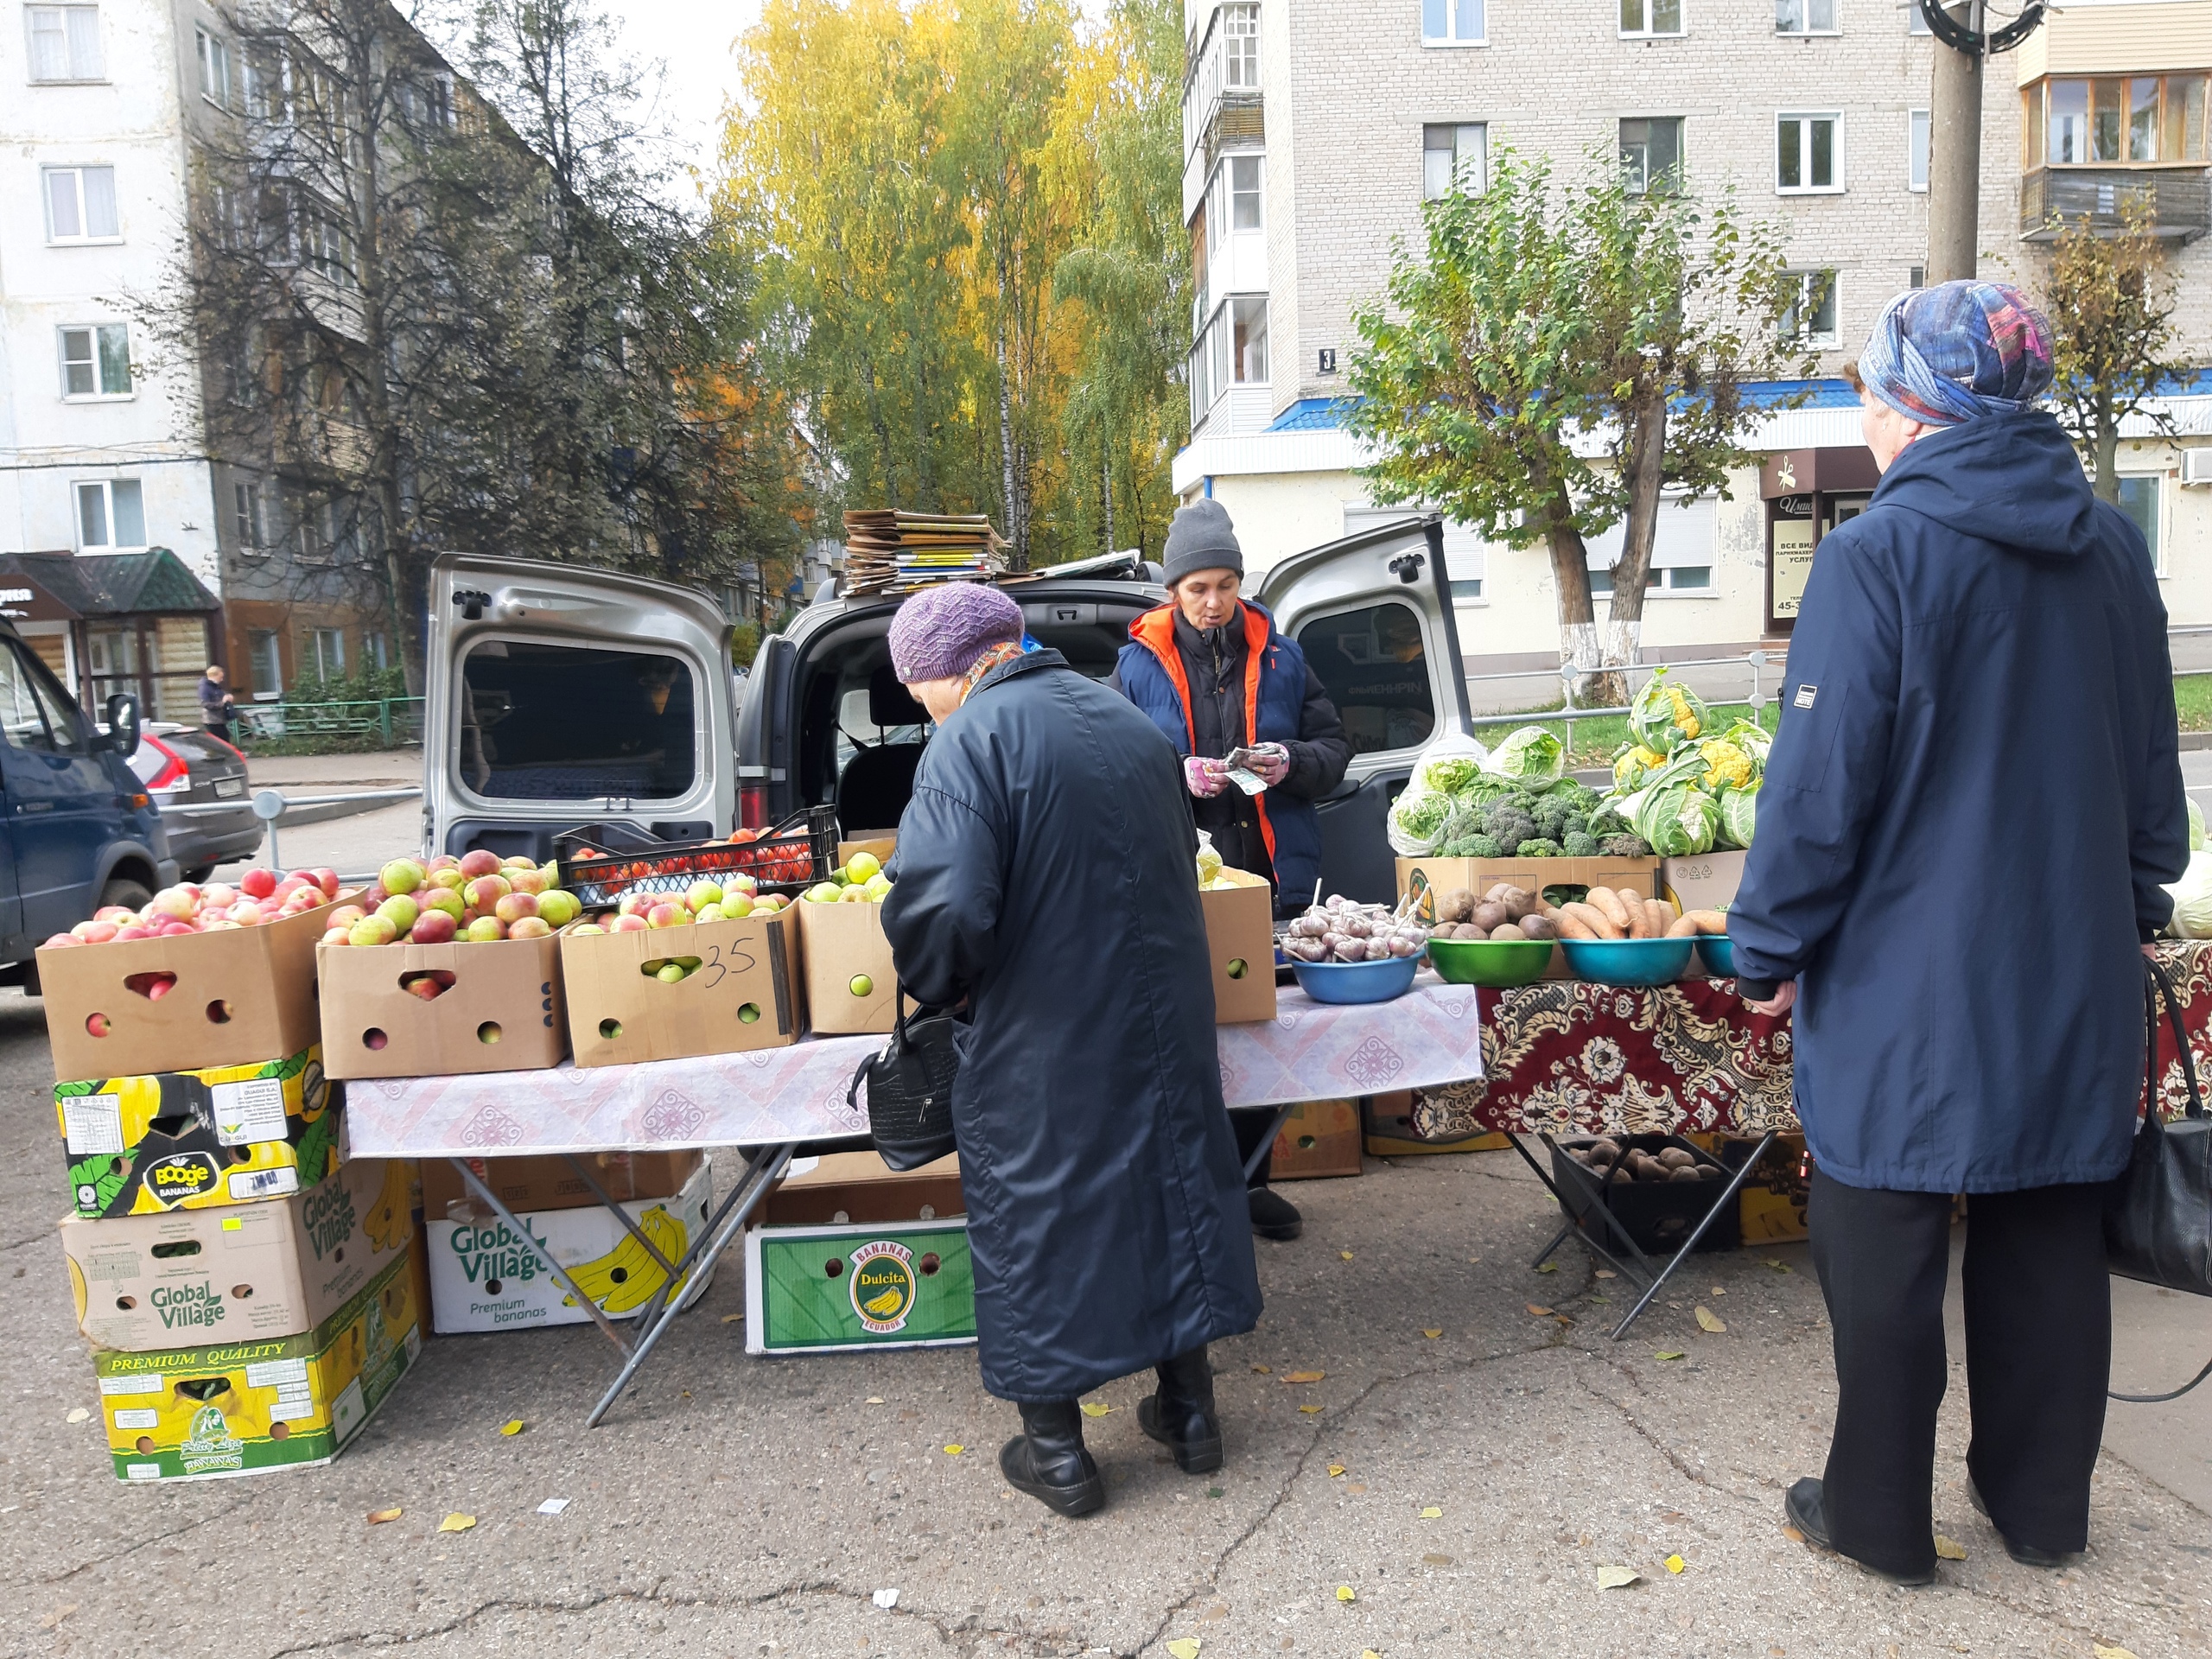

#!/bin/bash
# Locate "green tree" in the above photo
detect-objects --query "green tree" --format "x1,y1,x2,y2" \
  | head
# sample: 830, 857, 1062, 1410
1345, 152, 1807, 703
2042, 207, 2184, 505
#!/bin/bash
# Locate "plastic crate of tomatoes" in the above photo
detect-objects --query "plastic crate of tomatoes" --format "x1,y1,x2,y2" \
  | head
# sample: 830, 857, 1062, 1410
554, 807, 839, 909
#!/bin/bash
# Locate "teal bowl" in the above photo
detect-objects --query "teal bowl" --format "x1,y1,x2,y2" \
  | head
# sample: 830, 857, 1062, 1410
1559, 937, 1694, 988
1290, 953, 1422, 1005
1695, 934, 1735, 977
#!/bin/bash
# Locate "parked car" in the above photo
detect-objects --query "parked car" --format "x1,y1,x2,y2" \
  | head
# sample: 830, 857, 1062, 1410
0, 616, 176, 988
423, 520, 1473, 903
128, 722, 263, 880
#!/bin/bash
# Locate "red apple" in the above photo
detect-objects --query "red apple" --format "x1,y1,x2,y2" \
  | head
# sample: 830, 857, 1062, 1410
198, 884, 239, 910
493, 892, 539, 925
71, 920, 119, 944
409, 910, 458, 945
112, 925, 153, 942
608, 913, 648, 933
157, 921, 194, 938
239, 868, 278, 899
93, 905, 136, 923
327, 905, 367, 929
41, 934, 82, 950
427, 854, 461, 874
309, 867, 340, 897
229, 903, 267, 927
506, 866, 550, 896
86, 1013, 110, 1036
458, 849, 502, 879
645, 902, 690, 929
321, 926, 353, 946
505, 916, 552, 940
616, 891, 653, 918
463, 916, 506, 942
465, 874, 512, 911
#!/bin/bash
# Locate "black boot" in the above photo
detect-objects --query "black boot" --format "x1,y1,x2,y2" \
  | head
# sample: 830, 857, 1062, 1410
1139, 1345, 1224, 1473
999, 1401, 1103, 1517
1248, 1185, 1302, 1241
1784, 1478, 1936, 1586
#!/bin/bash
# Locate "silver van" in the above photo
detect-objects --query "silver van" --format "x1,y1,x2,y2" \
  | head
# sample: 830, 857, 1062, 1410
423, 519, 1471, 903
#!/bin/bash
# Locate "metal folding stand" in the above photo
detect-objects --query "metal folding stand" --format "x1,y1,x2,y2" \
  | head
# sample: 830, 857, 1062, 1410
1242, 1101, 1300, 1182
447, 1140, 801, 1427
1503, 1129, 1778, 1340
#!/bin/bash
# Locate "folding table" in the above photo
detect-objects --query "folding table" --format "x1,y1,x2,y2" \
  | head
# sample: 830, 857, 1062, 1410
344, 978, 1487, 1425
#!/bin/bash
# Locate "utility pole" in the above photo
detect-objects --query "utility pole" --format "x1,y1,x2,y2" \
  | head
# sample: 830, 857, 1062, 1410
1922, 1, 2049, 283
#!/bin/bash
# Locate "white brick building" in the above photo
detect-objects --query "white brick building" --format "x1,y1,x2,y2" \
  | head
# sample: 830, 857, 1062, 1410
1177, 0, 2212, 667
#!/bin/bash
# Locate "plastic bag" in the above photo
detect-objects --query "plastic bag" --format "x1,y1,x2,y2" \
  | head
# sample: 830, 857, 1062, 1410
2166, 849, 2212, 938
1388, 732, 1490, 855
1481, 726, 1567, 791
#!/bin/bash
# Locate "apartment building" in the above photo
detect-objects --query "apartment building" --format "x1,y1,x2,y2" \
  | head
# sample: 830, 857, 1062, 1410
1176, 0, 2212, 666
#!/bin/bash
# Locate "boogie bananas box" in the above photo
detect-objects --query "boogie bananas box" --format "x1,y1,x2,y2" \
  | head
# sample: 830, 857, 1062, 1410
54, 1046, 340, 1219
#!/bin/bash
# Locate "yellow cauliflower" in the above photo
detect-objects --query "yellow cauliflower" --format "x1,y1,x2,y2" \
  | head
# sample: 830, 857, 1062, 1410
1667, 687, 1703, 741
1613, 745, 1667, 786
1698, 740, 1753, 791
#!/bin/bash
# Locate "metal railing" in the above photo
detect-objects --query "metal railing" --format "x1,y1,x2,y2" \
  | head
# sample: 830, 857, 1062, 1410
234, 696, 425, 747
159, 785, 422, 873
1462, 651, 1776, 756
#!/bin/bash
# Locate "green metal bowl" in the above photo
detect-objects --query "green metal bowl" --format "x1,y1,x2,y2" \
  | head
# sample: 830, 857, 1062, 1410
1426, 937, 1554, 988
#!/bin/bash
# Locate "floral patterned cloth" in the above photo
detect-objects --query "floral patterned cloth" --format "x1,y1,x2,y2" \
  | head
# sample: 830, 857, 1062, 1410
1415, 941, 2212, 1143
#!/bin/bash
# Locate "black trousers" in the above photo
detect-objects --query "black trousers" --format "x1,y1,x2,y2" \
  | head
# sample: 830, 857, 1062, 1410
1230, 1108, 1274, 1190
1808, 1167, 2111, 1575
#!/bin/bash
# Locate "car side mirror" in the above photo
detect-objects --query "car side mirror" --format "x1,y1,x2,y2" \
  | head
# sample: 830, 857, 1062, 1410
104, 692, 142, 760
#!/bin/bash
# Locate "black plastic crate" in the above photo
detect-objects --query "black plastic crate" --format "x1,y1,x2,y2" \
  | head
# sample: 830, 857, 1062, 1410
554, 806, 841, 909
1550, 1133, 1739, 1256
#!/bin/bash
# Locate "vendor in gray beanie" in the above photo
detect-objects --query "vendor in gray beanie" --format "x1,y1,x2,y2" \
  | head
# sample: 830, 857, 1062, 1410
1109, 499, 1352, 1245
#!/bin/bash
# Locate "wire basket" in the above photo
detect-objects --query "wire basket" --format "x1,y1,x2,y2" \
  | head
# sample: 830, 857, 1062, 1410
555, 807, 841, 909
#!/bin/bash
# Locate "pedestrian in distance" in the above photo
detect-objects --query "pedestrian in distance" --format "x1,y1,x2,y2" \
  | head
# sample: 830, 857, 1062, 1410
199, 664, 237, 744
878, 580, 1263, 1519
1109, 499, 1352, 1243
1729, 280, 2189, 1584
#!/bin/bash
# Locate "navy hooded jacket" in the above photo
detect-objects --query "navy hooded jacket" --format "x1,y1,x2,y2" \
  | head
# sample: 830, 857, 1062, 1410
1729, 409, 2188, 1194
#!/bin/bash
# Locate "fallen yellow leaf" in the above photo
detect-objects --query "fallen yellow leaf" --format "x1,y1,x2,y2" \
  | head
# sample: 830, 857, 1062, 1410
1166, 1641, 1201, 1659
1782, 1524, 1807, 1543
437, 1513, 476, 1534
1526, 1303, 1554, 1317
64, 1408, 89, 1425
721, 1313, 744, 1324
499, 1419, 524, 1436
866, 1397, 885, 1404
943, 1444, 964, 1455
1080, 1402, 1112, 1417
1665, 1554, 1686, 1574
1420, 1506, 1443, 1519
2093, 1646, 2141, 1659
1328, 1464, 1346, 1478
1363, 1651, 1382, 1659
1764, 1259, 1793, 1274
366, 1507, 403, 1524
1251, 1364, 1272, 1374
1537, 1262, 1559, 1274
1694, 1306, 1727, 1334
1595, 1563, 1640, 1589
1336, 1585, 1357, 1603
1421, 1328, 1442, 1339
1340, 1251, 1355, 1261
1594, 1268, 1617, 1279
1654, 1350, 1686, 1361
1299, 1404, 1323, 1414
1934, 1534, 1967, 1560
1281, 1370, 1325, 1384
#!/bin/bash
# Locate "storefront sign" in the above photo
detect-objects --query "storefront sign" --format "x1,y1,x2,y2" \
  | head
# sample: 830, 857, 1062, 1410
1770, 518, 1816, 621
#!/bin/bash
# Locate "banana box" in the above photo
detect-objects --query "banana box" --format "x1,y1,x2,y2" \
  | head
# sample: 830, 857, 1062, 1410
94, 1249, 421, 1483
55, 1046, 340, 1219
62, 1159, 412, 1351
423, 1157, 714, 1334
745, 1219, 976, 1355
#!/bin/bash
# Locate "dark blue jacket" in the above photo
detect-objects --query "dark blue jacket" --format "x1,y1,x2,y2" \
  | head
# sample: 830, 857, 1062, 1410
1116, 601, 1331, 907
1731, 410, 2187, 1194
880, 650, 1262, 1402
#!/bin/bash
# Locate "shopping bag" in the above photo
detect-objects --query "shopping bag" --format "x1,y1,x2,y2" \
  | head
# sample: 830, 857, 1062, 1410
849, 986, 962, 1173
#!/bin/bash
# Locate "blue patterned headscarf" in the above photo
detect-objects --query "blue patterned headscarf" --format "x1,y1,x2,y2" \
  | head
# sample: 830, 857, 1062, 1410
1857, 280, 2055, 426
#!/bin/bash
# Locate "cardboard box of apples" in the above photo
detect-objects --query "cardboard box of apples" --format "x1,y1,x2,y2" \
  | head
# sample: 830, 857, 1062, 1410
35, 868, 352, 1083
794, 849, 899, 1035
315, 851, 571, 1081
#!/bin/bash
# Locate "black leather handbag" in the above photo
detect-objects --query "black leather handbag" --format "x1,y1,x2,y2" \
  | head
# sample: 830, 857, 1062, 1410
2105, 957, 2212, 1401
850, 988, 963, 1173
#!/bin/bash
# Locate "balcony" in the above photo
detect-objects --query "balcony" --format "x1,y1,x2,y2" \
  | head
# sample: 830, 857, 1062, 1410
2020, 168, 2212, 242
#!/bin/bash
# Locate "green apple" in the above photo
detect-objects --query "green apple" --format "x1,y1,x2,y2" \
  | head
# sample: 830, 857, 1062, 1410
804, 883, 842, 905
377, 894, 420, 934
536, 889, 582, 928
656, 960, 689, 983
849, 974, 873, 998
693, 903, 727, 925
837, 884, 870, 903
844, 851, 881, 884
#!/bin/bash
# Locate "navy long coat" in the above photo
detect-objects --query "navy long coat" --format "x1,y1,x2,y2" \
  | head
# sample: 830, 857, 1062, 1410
880, 648, 1262, 1402
1730, 410, 2188, 1194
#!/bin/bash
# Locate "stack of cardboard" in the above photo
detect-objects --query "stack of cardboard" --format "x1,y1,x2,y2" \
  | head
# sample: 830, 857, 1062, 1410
840, 510, 1009, 598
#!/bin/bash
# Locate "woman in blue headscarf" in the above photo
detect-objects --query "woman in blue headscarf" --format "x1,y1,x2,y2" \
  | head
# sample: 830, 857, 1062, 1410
1729, 281, 2188, 1584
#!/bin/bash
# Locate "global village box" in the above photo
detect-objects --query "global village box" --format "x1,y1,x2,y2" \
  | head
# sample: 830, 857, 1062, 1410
318, 932, 567, 1081
423, 1157, 714, 1334
55, 1046, 340, 1220
560, 906, 803, 1065
95, 1249, 421, 1484
61, 1159, 413, 1351
746, 1218, 976, 1355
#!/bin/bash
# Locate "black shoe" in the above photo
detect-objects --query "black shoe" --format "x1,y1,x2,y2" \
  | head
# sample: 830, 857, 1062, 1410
1249, 1185, 1302, 1241
1967, 1477, 2075, 1569
999, 1401, 1103, 1518
1139, 1345, 1224, 1474
1784, 1478, 1936, 1586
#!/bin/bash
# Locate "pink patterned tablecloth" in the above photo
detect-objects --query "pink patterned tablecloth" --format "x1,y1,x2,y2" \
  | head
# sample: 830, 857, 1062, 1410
343, 979, 1485, 1158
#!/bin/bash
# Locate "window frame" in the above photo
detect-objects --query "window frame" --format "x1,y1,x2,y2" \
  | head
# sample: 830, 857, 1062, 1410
2025, 74, 2209, 168
26, 4, 104, 83
1909, 108, 1930, 192
1908, 0, 1932, 34
1779, 269, 1842, 349
1775, 0, 1840, 37
246, 629, 283, 697
1421, 0, 1487, 48
1227, 153, 1263, 231
195, 26, 231, 109
74, 478, 146, 551
58, 322, 133, 399
1777, 111, 1845, 194
1618, 0, 1686, 41
233, 477, 264, 551
42, 164, 121, 244
1220, 3, 1260, 88
1620, 116, 1686, 196
302, 627, 346, 683
2115, 470, 2169, 576
1422, 122, 1489, 200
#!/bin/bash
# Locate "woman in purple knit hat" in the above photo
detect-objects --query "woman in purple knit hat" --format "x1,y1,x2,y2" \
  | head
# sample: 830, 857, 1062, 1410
876, 581, 1261, 1518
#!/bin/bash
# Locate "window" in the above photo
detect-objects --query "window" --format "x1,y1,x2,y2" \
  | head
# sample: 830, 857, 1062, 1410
59, 323, 131, 397
2118, 474, 2164, 572
1222, 3, 1259, 87
1422, 0, 1484, 46
457, 641, 699, 801
1231, 296, 1268, 383
1909, 109, 1929, 192
76, 479, 145, 549
1620, 118, 1684, 194
247, 629, 282, 696
1423, 123, 1488, 200
0, 640, 84, 753
1619, 0, 1683, 38
1780, 270, 1840, 346
1910, 264, 1925, 288
302, 628, 345, 683
367, 632, 390, 671
1294, 602, 1435, 757
43, 165, 118, 242
1229, 154, 1262, 229
1585, 497, 1718, 595
233, 479, 264, 549
1777, 113, 1842, 192
1776, 0, 1838, 34
196, 27, 229, 107
27, 5, 102, 80
2030, 76, 2208, 166
1909, 0, 1931, 32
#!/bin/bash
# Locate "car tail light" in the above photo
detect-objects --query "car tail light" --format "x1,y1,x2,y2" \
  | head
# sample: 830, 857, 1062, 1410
738, 785, 770, 830
139, 736, 188, 791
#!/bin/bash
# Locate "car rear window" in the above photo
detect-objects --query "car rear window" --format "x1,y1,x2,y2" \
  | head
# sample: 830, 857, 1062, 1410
1294, 601, 1436, 756
161, 731, 241, 766
458, 641, 697, 801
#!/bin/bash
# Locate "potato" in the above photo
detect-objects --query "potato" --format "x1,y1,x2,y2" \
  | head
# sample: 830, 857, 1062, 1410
1438, 887, 1478, 925
1656, 1147, 1696, 1170
1635, 1159, 1672, 1184
1490, 922, 1525, 941
1669, 1164, 1707, 1183
1519, 914, 1559, 941
1588, 1136, 1620, 1161
1483, 881, 1519, 905
1498, 886, 1537, 921
1471, 900, 1509, 932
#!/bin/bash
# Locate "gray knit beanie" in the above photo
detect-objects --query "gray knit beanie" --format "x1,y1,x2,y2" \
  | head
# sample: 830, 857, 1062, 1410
1161, 499, 1244, 588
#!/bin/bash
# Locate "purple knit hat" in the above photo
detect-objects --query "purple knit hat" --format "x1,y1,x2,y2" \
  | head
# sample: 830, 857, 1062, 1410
888, 582, 1026, 683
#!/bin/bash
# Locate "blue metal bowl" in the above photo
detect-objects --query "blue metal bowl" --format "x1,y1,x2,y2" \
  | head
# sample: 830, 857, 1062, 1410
1559, 937, 1694, 988
1290, 953, 1422, 1005
1695, 934, 1735, 977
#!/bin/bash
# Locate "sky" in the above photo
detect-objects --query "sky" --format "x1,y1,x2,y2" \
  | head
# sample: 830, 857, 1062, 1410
599, 0, 761, 162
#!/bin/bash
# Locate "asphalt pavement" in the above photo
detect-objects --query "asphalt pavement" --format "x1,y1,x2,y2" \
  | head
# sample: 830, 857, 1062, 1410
1, 991, 2207, 1657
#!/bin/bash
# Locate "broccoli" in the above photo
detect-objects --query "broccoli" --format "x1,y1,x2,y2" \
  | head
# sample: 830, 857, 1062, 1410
1598, 833, 1652, 859
1465, 834, 1503, 859
1588, 806, 1630, 839
1487, 806, 1538, 849
1532, 796, 1573, 841
1561, 830, 1599, 857
1515, 838, 1564, 858
1561, 813, 1591, 840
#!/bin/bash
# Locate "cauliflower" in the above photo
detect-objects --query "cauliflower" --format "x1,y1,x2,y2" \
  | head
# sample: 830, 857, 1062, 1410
1613, 744, 1667, 788
1697, 740, 1755, 791
1666, 687, 1703, 741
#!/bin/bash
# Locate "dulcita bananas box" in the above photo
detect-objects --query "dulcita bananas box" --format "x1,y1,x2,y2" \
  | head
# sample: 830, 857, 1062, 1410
744, 1219, 976, 1355
54, 1046, 340, 1219
95, 1248, 421, 1483
423, 1157, 713, 1334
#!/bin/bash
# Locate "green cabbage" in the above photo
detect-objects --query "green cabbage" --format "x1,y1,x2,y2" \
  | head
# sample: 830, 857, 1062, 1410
2192, 798, 2206, 853
1633, 783, 1720, 857
1417, 752, 1484, 797
1391, 789, 1451, 842
1482, 726, 1566, 790
1715, 787, 1758, 849
1630, 669, 1711, 756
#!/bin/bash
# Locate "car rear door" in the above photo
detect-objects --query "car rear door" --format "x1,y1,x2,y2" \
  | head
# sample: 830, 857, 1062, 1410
1255, 517, 1474, 903
0, 633, 120, 938
425, 554, 738, 861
